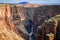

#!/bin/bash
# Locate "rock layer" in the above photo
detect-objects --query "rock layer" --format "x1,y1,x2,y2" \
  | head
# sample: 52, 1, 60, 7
0, 4, 24, 40
0, 4, 60, 40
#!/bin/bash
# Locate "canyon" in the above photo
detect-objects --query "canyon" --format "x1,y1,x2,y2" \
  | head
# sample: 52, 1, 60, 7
0, 4, 60, 40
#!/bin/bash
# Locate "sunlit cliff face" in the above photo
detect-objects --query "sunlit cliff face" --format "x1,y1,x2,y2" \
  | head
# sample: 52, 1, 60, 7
0, 20, 24, 40
0, 4, 25, 40
21, 18, 25, 21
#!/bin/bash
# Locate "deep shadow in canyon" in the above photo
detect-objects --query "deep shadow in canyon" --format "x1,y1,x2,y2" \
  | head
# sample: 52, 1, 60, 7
0, 4, 60, 40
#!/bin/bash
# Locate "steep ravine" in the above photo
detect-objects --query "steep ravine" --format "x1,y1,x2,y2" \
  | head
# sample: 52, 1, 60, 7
0, 4, 60, 40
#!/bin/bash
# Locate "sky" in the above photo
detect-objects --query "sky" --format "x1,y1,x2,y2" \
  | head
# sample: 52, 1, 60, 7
0, 0, 60, 5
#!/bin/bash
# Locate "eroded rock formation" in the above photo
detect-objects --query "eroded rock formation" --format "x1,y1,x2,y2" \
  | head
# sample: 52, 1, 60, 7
0, 4, 24, 40
0, 4, 60, 40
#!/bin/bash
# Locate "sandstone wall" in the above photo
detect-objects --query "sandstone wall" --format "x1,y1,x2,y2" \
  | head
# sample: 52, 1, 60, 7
0, 4, 24, 40
0, 4, 60, 40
